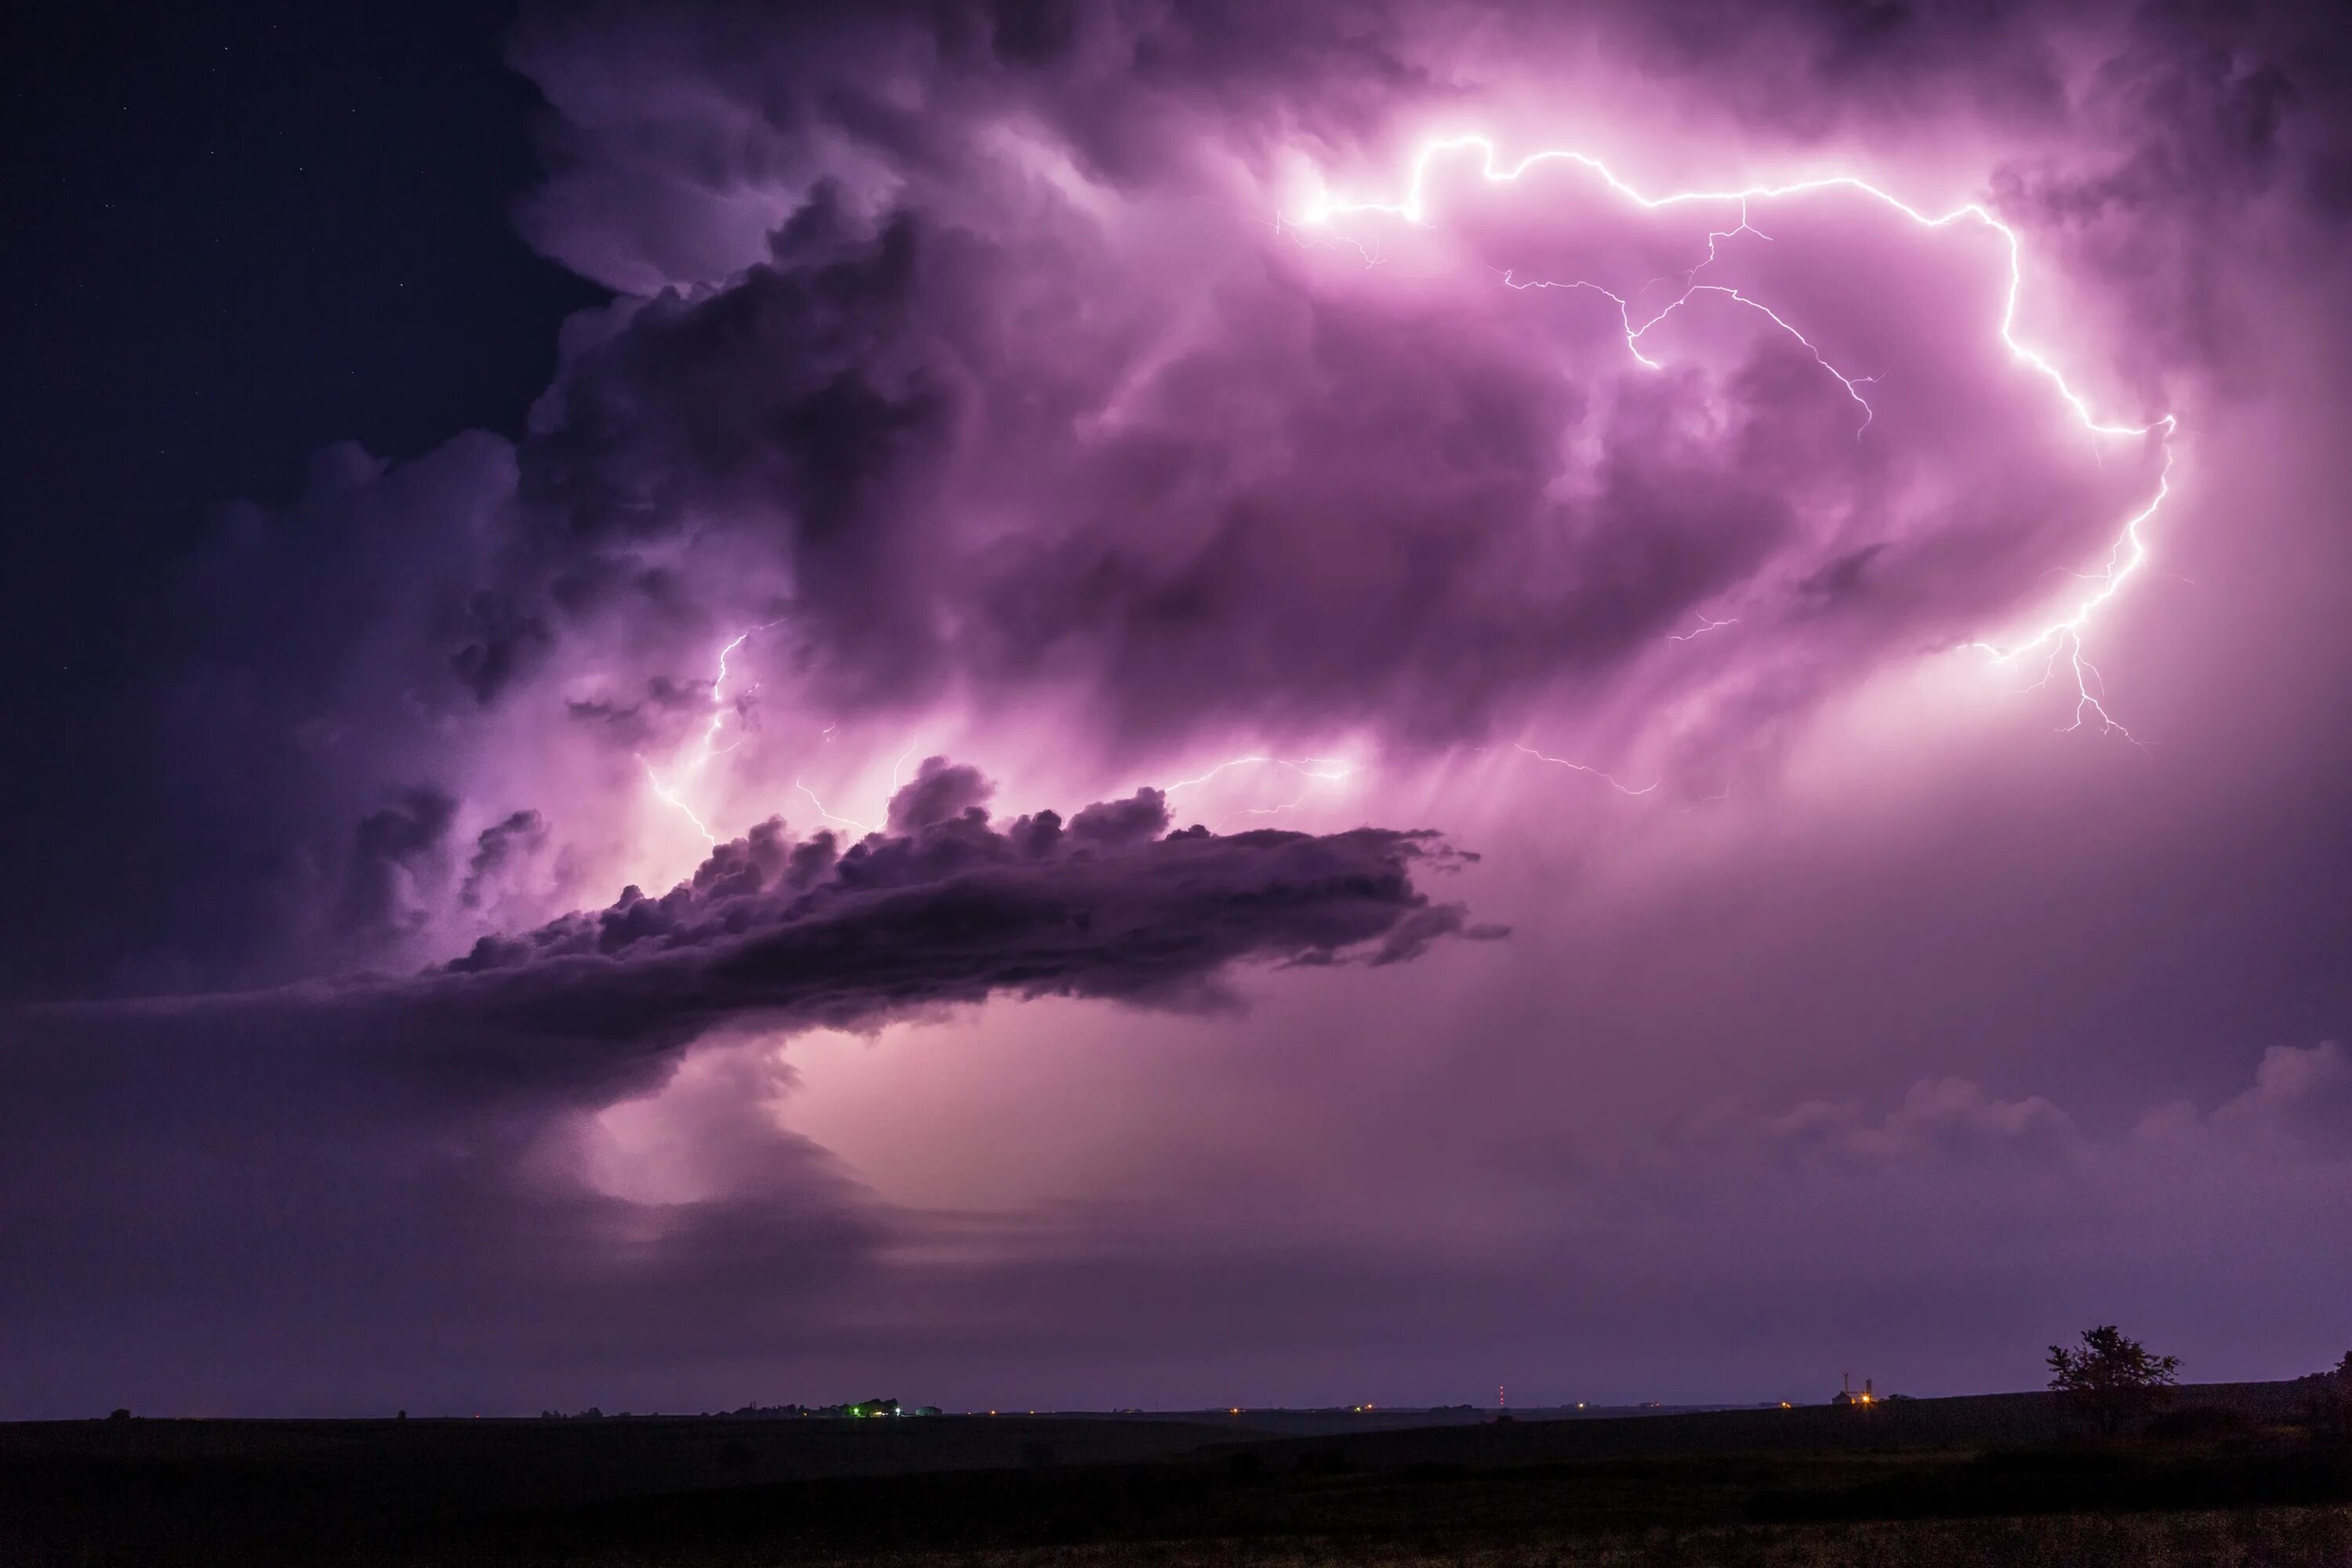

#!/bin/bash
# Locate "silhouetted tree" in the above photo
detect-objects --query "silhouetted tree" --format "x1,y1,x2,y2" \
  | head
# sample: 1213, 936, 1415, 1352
2300, 1351, 2352, 1443
2047, 1324, 2180, 1436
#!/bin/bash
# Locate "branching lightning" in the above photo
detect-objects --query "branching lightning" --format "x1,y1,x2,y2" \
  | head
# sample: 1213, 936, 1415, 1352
1973, 444, 2173, 740
1498, 269, 1879, 436
641, 757, 720, 844
635, 142, 2172, 849
641, 622, 776, 845
1298, 134, 2178, 739
780, 742, 913, 838
793, 777, 878, 837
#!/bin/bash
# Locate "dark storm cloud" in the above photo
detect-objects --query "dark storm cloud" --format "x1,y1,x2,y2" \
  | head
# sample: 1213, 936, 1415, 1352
507, 0, 1435, 292
0, 770, 1491, 1414
459, 808, 550, 909
143, 435, 528, 985
884, 755, 995, 831
517, 194, 965, 710
423, 775, 1494, 1101
16, 767, 1491, 1122
340, 786, 457, 937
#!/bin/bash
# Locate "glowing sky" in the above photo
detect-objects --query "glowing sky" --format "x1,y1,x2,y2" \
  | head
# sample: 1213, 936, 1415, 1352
5, 0, 2351, 1417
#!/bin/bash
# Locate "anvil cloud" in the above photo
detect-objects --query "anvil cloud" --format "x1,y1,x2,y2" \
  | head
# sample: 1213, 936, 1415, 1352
7, 0, 2352, 1414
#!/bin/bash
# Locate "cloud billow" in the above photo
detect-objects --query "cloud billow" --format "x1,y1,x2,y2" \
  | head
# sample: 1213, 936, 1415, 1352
10, 766, 1495, 1123
426, 768, 1496, 1094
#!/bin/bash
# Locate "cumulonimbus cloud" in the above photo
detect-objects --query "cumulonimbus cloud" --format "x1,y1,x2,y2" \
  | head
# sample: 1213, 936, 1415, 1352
129, 0, 2340, 987
12, 0, 2350, 1419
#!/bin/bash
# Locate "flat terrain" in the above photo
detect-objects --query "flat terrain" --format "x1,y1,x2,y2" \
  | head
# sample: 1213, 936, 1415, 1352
5, 1382, 2349, 1565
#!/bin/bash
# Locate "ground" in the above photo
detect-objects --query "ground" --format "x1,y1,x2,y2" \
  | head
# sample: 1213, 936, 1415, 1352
5, 1383, 2349, 1564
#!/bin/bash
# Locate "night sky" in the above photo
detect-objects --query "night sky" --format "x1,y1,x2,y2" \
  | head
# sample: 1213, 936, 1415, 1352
6, 0, 2352, 1419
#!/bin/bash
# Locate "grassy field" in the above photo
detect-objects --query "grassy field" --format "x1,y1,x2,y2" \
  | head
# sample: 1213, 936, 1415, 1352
5, 1383, 2348, 1565
762, 1511, 2352, 1567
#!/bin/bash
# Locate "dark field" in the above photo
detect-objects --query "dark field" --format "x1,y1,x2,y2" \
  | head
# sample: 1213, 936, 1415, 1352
7, 1384, 2352, 1565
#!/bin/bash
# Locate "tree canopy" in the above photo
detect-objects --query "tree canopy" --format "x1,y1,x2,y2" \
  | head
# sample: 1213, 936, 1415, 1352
2047, 1325, 2181, 1436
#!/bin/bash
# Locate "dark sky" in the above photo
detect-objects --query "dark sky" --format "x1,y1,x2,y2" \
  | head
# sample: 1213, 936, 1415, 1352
1, 0, 606, 996
5, 0, 2352, 1419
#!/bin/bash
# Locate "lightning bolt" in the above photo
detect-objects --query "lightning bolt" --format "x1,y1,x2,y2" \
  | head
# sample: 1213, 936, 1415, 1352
1973, 443, 2173, 740
1510, 741, 1658, 797
641, 622, 777, 845
641, 757, 720, 845
793, 777, 878, 837
1160, 755, 1361, 830
1163, 755, 1359, 793
1499, 267, 1879, 436
1298, 135, 2177, 735
1668, 614, 1741, 643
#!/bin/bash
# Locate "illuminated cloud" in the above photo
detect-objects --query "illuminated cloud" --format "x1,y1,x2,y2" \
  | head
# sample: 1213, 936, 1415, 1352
10, 0, 2352, 1415
128, 0, 2344, 986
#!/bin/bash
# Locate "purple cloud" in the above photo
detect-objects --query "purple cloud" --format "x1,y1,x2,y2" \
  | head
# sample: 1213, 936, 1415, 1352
10, 0, 2352, 1421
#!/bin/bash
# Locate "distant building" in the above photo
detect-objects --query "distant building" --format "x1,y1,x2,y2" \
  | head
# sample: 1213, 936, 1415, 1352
1831, 1376, 1877, 1406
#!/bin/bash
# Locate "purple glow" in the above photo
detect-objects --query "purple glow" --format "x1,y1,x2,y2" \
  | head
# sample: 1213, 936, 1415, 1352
5, 0, 2350, 1420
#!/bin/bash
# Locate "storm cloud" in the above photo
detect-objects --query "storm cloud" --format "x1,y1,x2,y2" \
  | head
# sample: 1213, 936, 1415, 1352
116, 0, 2345, 990
0, 770, 1493, 1414
9, 0, 2352, 1418
11, 769, 1490, 1119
